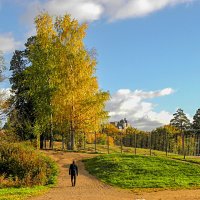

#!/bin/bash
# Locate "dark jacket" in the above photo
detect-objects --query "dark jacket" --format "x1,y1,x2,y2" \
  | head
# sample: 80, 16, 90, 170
69, 164, 78, 176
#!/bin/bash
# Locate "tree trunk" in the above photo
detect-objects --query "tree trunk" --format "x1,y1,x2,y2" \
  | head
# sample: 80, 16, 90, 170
62, 133, 64, 150
37, 134, 40, 150
165, 131, 168, 156
70, 101, 75, 150
84, 132, 86, 150
182, 130, 185, 159
107, 134, 110, 154
94, 131, 97, 152
71, 128, 75, 150
49, 114, 54, 149
197, 134, 200, 156
40, 134, 44, 149
44, 137, 47, 149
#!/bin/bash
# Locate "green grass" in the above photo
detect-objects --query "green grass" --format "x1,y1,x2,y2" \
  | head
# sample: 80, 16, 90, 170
84, 154, 200, 189
0, 185, 50, 200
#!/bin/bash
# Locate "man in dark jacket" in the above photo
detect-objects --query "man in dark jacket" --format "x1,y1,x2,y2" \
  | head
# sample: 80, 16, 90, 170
69, 160, 78, 186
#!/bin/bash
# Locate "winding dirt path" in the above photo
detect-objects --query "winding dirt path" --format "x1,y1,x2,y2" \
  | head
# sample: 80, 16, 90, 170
29, 151, 200, 200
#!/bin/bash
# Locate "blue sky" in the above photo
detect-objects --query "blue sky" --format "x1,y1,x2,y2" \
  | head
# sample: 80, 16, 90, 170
1, 0, 200, 130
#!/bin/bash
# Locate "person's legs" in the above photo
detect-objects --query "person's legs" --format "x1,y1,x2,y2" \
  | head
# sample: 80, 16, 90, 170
71, 175, 74, 186
73, 175, 76, 186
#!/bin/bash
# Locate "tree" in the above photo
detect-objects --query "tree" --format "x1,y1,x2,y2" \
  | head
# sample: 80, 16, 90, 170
25, 29, 55, 149
8, 48, 32, 139
23, 13, 109, 150
125, 126, 140, 154
8, 36, 51, 146
7, 13, 110, 150
170, 108, 191, 158
32, 13, 109, 150
192, 108, 200, 155
103, 123, 119, 153
193, 108, 200, 132
151, 125, 180, 155
0, 51, 8, 125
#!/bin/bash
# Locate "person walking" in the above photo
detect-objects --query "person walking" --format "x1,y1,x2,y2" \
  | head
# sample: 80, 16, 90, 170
69, 160, 78, 186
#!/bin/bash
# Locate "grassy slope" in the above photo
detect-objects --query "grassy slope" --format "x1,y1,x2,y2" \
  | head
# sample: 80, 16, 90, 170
0, 186, 50, 200
84, 154, 200, 189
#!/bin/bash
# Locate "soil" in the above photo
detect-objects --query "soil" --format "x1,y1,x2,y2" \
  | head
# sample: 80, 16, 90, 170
29, 151, 200, 200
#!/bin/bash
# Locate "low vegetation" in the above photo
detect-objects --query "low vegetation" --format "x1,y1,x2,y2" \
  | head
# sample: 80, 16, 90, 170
0, 141, 58, 188
0, 130, 58, 199
0, 186, 49, 200
84, 154, 200, 189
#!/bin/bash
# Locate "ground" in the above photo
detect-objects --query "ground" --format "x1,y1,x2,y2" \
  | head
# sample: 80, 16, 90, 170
29, 151, 200, 200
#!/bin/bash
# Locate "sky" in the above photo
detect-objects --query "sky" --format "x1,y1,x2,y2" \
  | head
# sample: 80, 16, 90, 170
1, 0, 200, 130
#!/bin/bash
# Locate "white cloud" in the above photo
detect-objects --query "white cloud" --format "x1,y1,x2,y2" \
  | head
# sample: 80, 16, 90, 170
0, 33, 21, 53
106, 88, 175, 131
22, 0, 103, 25
21, 0, 194, 25
45, 0, 103, 22
102, 0, 194, 21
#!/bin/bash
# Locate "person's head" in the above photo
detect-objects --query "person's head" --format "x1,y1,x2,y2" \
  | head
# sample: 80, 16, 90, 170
72, 160, 75, 164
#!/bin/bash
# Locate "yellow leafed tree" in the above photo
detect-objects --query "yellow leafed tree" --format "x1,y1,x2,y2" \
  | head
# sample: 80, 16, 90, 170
33, 13, 110, 150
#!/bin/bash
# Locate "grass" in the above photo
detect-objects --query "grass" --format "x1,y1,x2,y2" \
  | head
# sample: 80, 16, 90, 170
0, 185, 50, 200
84, 154, 200, 189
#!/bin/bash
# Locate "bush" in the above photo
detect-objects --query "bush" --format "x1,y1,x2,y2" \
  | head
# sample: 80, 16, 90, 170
0, 142, 58, 188
0, 130, 19, 143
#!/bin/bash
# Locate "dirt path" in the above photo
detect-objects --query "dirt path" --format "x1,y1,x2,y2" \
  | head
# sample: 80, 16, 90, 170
29, 151, 200, 200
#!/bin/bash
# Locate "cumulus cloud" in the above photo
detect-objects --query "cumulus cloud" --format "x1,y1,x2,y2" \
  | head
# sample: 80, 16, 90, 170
106, 88, 175, 131
45, 0, 103, 22
0, 33, 21, 53
22, 0, 103, 25
21, 0, 194, 24
101, 0, 194, 21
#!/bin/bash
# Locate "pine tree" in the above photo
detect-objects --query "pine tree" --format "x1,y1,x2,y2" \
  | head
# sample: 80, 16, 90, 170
9, 46, 35, 140
170, 109, 190, 130
170, 108, 191, 158
193, 108, 200, 132
192, 108, 200, 155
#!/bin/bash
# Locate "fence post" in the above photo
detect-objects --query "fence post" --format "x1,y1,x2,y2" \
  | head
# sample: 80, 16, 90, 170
94, 131, 97, 153
166, 131, 168, 156
134, 132, 137, 155
149, 132, 152, 156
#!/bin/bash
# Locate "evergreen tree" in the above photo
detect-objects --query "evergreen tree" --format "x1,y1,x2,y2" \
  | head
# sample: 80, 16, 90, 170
170, 108, 191, 158
8, 40, 35, 140
192, 108, 200, 155
170, 108, 190, 130
193, 108, 200, 132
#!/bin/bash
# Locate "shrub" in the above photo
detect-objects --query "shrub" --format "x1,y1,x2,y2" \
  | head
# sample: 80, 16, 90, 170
0, 142, 58, 188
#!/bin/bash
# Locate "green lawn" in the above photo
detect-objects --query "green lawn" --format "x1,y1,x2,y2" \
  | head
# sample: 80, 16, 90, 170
84, 154, 200, 189
0, 186, 50, 200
